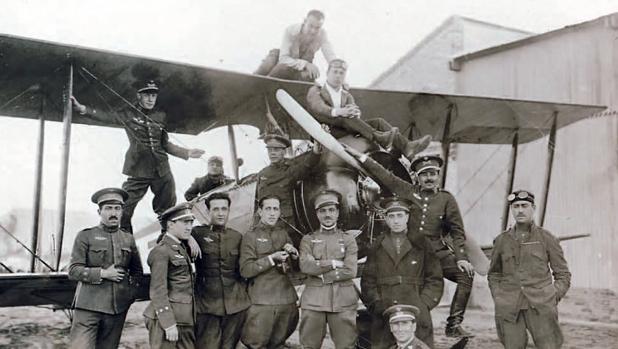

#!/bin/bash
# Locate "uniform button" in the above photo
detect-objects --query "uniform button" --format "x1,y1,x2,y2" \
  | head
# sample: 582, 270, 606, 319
420, 221, 425, 225
422, 208, 427, 212
424, 197, 428, 201
419, 227, 424, 231
423, 204, 428, 207
421, 215, 426, 218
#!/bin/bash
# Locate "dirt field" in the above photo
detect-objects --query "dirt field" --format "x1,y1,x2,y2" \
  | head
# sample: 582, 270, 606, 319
0, 287, 616, 349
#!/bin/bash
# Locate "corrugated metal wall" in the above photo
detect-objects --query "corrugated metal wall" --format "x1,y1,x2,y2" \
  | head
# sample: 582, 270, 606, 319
453, 16, 618, 290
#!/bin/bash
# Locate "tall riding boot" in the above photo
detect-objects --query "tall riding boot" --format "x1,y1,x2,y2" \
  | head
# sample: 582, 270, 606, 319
372, 128, 397, 150
445, 281, 474, 338
403, 135, 432, 160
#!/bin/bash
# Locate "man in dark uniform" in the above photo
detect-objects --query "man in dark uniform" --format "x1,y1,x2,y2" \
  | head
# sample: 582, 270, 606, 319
143, 203, 196, 349
345, 149, 476, 338
68, 187, 143, 349
299, 189, 359, 349
192, 192, 251, 349
361, 197, 443, 348
255, 133, 320, 243
72, 81, 205, 232
184, 156, 234, 201
488, 190, 571, 349
306, 59, 431, 160
239, 195, 300, 349
384, 305, 431, 349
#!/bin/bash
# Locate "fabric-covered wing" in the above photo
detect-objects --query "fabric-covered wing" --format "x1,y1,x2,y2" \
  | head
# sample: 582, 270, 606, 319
0, 33, 605, 143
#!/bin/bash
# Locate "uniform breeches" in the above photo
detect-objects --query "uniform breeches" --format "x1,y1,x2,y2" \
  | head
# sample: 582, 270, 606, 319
144, 317, 195, 349
441, 254, 474, 327
121, 173, 177, 233
241, 304, 299, 349
69, 309, 128, 349
195, 310, 247, 349
368, 303, 434, 349
495, 307, 563, 349
299, 309, 358, 349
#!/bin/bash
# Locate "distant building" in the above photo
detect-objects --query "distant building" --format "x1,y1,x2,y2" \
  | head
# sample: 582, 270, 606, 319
372, 14, 618, 291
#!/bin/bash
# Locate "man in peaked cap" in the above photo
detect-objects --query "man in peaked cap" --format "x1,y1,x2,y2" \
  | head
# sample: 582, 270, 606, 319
488, 190, 571, 349
144, 202, 196, 349
306, 58, 431, 160
298, 189, 359, 349
361, 196, 443, 348
184, 156, 234, 201
383, 305, 431, 349
255, 132, 321, 246
346, 148, 476, 338
68, 188, 143, 349
72, 80, 205, 233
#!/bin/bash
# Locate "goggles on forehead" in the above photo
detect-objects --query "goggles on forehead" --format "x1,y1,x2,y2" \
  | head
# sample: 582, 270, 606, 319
507, 191, 534, 203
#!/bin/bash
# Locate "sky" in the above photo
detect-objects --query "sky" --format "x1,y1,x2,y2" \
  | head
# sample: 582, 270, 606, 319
2, 0, 618, 239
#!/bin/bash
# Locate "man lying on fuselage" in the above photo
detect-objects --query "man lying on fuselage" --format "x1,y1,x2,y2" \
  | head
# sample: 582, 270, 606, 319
306, 59, 431, 161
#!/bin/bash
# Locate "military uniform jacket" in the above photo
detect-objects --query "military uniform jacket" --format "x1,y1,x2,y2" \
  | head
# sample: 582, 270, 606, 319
361, 232, 443, 314
256, 152, 320, 219
84, 104, 189, 178
299, 228, 359, 312
184, 174, 234, 201
363, 158, 469, 261
192, 225, 251, 316
68, 224, 143, 315
487, 224, 571, 321
144, 235, 195, 329
239, 221, 298, 305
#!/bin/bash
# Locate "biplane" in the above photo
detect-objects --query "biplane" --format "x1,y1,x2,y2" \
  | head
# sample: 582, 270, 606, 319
0, 32, 604, 310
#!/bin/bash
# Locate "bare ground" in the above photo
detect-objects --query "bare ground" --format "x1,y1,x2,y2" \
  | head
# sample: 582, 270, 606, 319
0, 287, 616, 349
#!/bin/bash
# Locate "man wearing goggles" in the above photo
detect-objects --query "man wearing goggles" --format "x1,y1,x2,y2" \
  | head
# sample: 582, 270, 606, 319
488, 190, 571, 349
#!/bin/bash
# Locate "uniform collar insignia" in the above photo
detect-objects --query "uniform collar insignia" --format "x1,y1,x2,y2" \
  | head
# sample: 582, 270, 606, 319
204, 236, 214, 242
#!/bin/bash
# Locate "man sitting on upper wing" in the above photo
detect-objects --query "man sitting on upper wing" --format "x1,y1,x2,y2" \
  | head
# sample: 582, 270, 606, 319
345, 149, 476, 339
255, 9, 335, 82
306, 59, 431, 161
72, 80, 205, 233
184, 156, 234, 201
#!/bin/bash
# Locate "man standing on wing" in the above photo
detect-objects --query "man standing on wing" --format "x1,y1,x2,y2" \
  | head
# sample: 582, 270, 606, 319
184, 156, 234, 201
72, 80, 205, 232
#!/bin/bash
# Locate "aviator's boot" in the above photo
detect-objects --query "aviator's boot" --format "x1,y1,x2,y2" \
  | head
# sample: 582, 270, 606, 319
404, 134, 432, 160
373, 128, 397, 151
445, 281, 474, 338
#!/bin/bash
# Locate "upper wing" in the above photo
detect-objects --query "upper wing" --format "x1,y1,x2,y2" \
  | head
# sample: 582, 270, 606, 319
0, 33, 606, 143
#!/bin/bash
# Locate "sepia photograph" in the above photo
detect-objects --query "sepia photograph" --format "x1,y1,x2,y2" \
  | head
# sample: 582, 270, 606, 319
1, 0, 617, 348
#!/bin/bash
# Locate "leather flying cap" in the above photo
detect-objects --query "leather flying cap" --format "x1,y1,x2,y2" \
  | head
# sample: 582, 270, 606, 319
507, 190, 535, 205
137, 80, 159, 93
208, 155, 223, 164
263, 133, 291, 148
380, 196, 413, 214
410, 154, 443, 174
313, 189, 342, 210
328, 58, 348, 71
91, 187, 129, 206
160, 202, 195, 222
383, 304, 420, 323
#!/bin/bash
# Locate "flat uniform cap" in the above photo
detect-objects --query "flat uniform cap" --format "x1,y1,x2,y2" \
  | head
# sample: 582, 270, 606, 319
313, 189, 342, 210
328, 59, 348, 70
263, 133, 291, 148
160, 202, 195, 222
208, 155, 223, 164
383, 304, 420, 323
137, 80, 159, 93
91, 187, 129, 205
380, 196, 413, 214
410, 154, 443, 174
507, 190, 535, 205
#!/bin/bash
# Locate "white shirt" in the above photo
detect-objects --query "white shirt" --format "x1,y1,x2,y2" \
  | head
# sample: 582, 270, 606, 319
325, 82, 343, 116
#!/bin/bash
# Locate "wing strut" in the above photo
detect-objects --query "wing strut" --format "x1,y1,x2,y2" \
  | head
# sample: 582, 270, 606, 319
54, 61, 74, 271
227, 124, 240, 181
539, 112, 558, 225
501, 131, 519, 231
440, 104, 454, 188
30, 95, 46, 272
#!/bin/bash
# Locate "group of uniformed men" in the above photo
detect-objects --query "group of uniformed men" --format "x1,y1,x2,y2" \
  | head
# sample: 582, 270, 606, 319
67, 8, 571, 349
